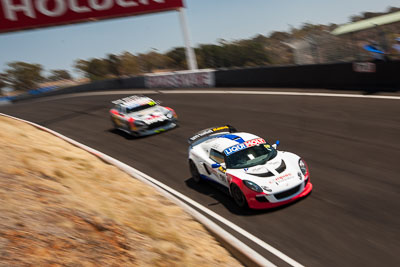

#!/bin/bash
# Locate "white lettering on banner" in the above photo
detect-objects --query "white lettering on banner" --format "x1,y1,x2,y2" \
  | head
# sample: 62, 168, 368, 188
139, 0, 165, 4
116, 0, 138, 7
69, 0, 91, 13
2, 0, 35, 20
36, 0, 67, 17
89, 0, 113, 11
1, 0, 167, 21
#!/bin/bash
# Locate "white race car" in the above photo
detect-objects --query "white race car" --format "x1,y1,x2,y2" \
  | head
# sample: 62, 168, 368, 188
188, 125, 312, 209
110, 95, 178, 137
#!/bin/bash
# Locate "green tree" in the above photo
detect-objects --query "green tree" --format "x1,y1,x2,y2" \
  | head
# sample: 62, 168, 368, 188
74, 58, 109, 81
87, 59, 109, 81
4, 62, 44, 91
48, 69, 71, 81
0, 73, 6, 89
137, 51, 173, 73
74, 59, 90, 77
166, 47, 187, 70
105, 54, 121, 77
119, 52, 140, 76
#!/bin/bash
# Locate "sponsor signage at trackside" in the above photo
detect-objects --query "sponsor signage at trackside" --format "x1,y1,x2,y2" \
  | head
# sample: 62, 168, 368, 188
0, 0, 184, 33
145, 70, 215, 88
352, 62, 376, 73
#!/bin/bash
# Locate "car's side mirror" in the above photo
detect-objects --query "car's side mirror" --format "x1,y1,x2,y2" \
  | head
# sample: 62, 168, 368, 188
272, 140, 280, 149
211, 163, 221, 168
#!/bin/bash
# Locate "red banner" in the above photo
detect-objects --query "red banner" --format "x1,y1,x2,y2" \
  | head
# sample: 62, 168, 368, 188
0, 0, 184, 33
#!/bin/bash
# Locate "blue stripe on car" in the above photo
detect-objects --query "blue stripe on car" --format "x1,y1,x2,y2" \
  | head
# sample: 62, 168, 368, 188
219, 134, 245, 143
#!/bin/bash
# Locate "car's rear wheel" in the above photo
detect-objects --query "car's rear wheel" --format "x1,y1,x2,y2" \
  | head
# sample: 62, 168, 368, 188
231, 184, 248, 209
189, 160, 202, 183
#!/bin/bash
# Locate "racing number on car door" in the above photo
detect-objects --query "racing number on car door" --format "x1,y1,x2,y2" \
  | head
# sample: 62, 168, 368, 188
209, 149, 228, 186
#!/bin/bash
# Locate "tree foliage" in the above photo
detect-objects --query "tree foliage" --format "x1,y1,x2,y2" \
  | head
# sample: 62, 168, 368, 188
0, 73, 6, 89
119, 52, 140, 76
48, 69, 71, 81
4, 62, 44, 91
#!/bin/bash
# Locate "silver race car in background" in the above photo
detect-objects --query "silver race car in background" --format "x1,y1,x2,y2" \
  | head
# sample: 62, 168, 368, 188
110, 95, 178, 137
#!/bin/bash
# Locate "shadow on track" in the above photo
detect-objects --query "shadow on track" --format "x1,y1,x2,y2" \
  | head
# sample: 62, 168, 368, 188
39, 105, 106, 127
107, 124, 180, 140
185, 177, 310, 216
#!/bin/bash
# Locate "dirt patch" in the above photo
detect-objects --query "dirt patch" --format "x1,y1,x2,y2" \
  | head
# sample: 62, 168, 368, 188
0, 116, 242, 266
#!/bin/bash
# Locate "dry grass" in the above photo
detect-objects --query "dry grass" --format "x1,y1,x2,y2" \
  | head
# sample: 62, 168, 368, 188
0, 116, 242, 266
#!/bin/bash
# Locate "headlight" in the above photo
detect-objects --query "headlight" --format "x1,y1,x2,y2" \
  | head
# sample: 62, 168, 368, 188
134, 120, 146, 126
166, 111, 173, 119
243, 180, 263, 192
299, 159, 308, 176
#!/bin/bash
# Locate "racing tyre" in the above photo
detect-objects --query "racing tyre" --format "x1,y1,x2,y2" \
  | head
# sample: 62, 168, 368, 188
129, 131, 140, 138
111, 118, 118, 129
231, 184, 248, 209
189, 160, 202, 184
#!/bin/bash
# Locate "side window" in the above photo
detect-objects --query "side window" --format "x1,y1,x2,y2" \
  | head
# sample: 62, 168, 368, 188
120, 106, 126, 114
210, 149, 225, 164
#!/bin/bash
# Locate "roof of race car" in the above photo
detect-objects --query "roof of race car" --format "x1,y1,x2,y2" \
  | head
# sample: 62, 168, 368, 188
112, 95, 156, 109
201, 132, 264, 154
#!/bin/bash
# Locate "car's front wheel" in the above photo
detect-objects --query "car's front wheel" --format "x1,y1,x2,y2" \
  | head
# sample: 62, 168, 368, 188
111, 118, 118, 129
231, 183, 248, 209
189, 160, 202, 184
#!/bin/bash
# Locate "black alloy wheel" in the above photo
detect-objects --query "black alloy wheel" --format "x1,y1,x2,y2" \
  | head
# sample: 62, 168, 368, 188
189, 160, 202, 183
231, 184, 248, 209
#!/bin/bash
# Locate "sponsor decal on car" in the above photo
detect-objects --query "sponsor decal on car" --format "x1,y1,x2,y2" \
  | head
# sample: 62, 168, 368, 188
224, 138, 266, 156
218, 166, 226, 173
144, 114, 167, 125
189, 125, 232, 143
274, 173, 294, 185
213, 126, 229, 132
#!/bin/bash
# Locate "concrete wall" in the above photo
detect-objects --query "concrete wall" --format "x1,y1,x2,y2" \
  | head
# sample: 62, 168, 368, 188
215, 61, 400, 91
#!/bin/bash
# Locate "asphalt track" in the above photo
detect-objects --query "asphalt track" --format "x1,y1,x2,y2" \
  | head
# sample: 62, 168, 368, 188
1, 88, 399, 266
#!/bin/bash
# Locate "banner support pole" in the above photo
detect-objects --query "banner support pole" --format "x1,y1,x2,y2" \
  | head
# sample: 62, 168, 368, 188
178, 7, 198, 70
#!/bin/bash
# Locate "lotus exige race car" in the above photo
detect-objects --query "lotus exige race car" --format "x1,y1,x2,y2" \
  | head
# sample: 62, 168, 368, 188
110, 95, 178, 137
188, 125, 312, 209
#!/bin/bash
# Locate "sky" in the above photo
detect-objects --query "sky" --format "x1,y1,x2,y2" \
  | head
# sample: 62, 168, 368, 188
0, 0, 399, 76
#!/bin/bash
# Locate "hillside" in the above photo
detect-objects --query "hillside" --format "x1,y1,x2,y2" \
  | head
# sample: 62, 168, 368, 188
0, 116, 242, 266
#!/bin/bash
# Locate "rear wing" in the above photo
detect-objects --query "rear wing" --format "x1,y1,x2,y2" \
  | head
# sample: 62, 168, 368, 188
188, 125, 237, 145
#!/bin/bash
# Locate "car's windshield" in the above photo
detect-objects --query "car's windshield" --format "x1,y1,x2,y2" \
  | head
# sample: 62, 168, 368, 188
225, 144, 277, 169
126, 102, 157, 113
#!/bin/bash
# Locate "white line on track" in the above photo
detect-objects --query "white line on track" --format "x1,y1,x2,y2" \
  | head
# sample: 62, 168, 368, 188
162, 90, 400, 100
21, 89, 400, 102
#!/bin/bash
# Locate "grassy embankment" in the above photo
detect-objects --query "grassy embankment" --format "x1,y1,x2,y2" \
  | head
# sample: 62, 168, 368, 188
0, 116, 242, 266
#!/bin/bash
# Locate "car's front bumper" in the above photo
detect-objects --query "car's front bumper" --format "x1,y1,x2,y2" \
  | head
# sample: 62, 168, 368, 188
133, 119, 177, 136
246, 181, 313, 209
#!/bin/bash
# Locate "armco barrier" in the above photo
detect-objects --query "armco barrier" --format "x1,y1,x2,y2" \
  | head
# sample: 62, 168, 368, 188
215, 61, 400, 91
